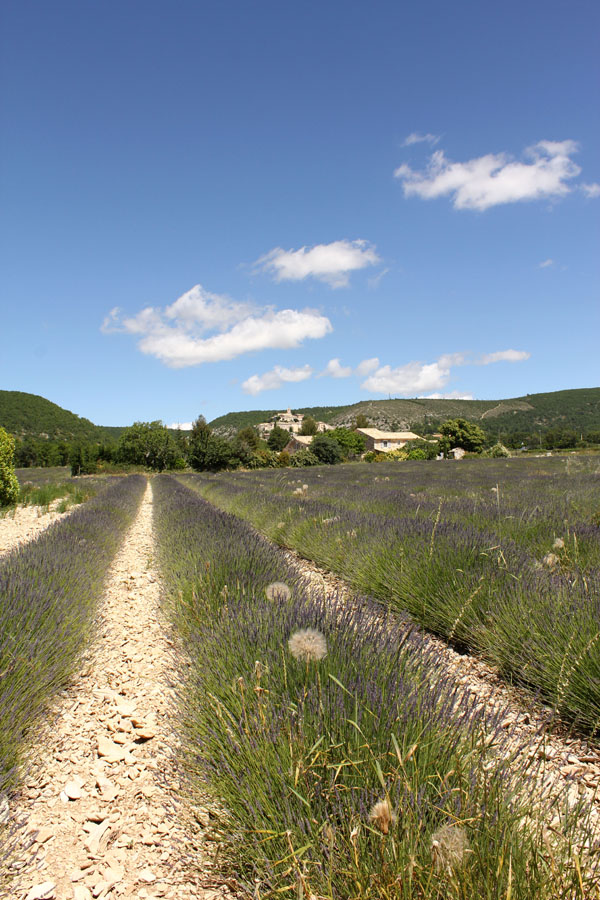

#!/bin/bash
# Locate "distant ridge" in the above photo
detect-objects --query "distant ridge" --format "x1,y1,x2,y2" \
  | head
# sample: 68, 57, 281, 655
1, 387, 599, 444
209, 388, 600, 438
0, 391, 124, 442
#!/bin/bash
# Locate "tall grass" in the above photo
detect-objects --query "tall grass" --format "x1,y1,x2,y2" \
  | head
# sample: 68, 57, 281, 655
178, 458, 600, 738
154, 475, 599, 899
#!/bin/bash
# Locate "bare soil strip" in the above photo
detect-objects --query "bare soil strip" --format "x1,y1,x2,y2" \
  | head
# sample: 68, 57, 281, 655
283, 545, 600, 826
0, 503, 71, 558
8, 481, 230, 900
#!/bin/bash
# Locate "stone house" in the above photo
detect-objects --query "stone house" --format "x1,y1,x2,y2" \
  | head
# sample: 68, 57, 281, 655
283, 434, 314, 454
259, 408, 333, 437
356, 428, 423, 453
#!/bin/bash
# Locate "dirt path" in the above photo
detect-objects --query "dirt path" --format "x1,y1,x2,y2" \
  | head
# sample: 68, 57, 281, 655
9, 481, 231, 900
0, 503, 72, 558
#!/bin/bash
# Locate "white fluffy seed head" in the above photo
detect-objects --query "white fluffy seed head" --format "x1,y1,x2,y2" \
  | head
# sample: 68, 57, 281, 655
542, 552, 559, 569
288, 628, 327, 662
369, 799, 396, 834
265, 582, 291, 601
553, 537, 565, 550
431, 825, 470, 872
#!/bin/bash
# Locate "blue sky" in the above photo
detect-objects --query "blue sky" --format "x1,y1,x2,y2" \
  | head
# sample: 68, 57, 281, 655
1, 0, 598, 427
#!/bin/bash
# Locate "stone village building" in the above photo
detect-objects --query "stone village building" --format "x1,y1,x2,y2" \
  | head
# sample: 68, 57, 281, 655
355, 428, 423, 453
258, 408, 333, 438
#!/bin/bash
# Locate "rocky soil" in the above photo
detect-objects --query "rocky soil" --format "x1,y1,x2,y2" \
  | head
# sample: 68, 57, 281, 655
0, 503, 72, 557
7, 482, 232, 900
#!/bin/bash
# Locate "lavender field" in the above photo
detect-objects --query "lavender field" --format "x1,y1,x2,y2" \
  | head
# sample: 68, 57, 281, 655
179, 456, 600, 738
153, 473, 599, 898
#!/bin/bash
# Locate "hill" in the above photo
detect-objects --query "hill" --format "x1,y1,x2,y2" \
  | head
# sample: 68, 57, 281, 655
209, 388, 600, 439
0, 391, 124, 443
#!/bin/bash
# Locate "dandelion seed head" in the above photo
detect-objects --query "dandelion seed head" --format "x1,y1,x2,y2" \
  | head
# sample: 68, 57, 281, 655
553, 537, 565, 550
542, 552, 559, 569
265, 582, 291, 601
288, 628, 327, 662
431, 825, 470, 872
369, 799, 396, 834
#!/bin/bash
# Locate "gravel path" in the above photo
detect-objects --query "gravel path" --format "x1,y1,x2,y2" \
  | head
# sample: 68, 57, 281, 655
0, 503, 72, 557
8, 481, 231, 900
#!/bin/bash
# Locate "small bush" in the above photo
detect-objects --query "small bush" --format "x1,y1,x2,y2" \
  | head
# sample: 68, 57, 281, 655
0, 428, 19, 507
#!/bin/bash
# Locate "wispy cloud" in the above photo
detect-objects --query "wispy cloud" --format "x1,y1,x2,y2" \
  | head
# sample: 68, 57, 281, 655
356, 357, 380, 376
402, 132, 440, 147
581, 182, 600, 198
361, 349, 529, 395
477, 349, 530, 364
254, 239, 380, 288
101, 284, 332, 368
242, 365, 313, 396
538, 258, 554, 268
320, 358, 352, 378
394, 140, 583, 210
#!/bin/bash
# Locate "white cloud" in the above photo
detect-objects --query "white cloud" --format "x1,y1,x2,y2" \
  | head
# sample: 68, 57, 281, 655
362, 360, 452, 395
242, 365, 313, 396
356, 357, 380, 375
360, 349, 530, 395
255, 239, 380, 288
581, 182, 600, 198
168, 421, 193, 430
402, 132, 440, 147
477, 349, 530, 365
394, 140, 582, 210
538, 259, 554, 268
320, 358, 352, 378
422, 391, 475, 400
102, 284, 332, 368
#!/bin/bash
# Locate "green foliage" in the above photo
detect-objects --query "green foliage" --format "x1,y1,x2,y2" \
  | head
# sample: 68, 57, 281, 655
277, 450, 290, 467
439, 419, 486, 455
0, 390, 124, 443
69, 443, 98, 476
236, 426, 259, 450
267, 425, 290, 451
544, 428, 579, 449
404, 438, 438, 460
117, 421, 178, 471
354, 412, 370, 428
310, 433, 343, 465
188, 416, 213, 470
289, 448, 320, 467
0, 427, 19, 506
329, 427, 366, 458
486, 442, 510, 458
298, 415, 318, 435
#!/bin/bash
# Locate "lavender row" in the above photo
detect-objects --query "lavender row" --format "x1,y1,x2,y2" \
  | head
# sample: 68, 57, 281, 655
180, 460, 600, 737
153, 475, 597, 899
0, 475, 146, 798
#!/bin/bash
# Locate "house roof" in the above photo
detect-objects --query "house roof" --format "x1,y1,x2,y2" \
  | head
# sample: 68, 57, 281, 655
357, 428, 422, 441
286, 434, 313, 446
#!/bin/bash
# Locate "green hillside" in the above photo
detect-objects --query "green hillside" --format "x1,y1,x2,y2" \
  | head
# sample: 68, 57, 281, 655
210, 388, 600, 438
0, 391, 124, 442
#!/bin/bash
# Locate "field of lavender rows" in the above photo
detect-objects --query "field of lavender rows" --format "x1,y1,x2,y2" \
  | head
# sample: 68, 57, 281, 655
153, 473, 599, 899
180, 456, 600, 739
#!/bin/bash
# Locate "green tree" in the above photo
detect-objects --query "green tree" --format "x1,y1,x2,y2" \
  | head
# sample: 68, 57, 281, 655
70, 442, 98, 476
354, 413, 370, 429
267, 425, 290, 452
404, 438, 438, 460
289, 448, 320, 467
299, 415, 318, 436
311, 433, 343, 465
236, 426, 259, 450
329, 427, 366, 459
203, 436, 234, 471
0, 427, 19, 506
117, 421, 178, 471
439, 418, 486, 455
188, 416, 213, 470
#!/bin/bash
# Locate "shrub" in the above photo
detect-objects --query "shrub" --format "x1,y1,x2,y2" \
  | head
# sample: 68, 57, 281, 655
486, 442, 510, 458
0, 427, 19, 506
311, 433, 343, 465
289, 449, 320, 467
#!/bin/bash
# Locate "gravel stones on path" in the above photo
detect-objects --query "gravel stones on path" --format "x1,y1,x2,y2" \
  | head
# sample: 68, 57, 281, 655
9, 481, 231, 900
0, 503, 71, 557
